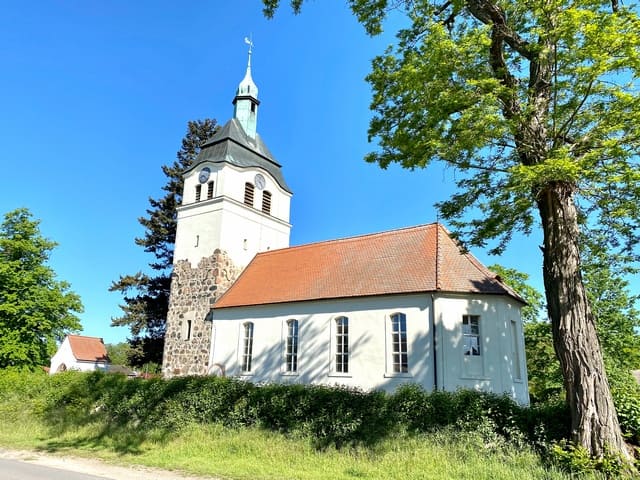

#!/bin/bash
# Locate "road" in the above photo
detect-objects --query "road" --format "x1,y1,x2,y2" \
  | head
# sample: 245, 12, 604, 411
0, 458, 112, 480
0, 449, 216, 480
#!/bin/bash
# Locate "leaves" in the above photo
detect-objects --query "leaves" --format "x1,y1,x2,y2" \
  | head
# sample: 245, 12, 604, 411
0, 208, 83, 369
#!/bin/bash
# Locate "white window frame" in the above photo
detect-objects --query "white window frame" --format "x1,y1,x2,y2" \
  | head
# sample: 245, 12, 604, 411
329, 316, 350, 377
282, 319, 299, 375
462, 315, 481, 356
384, 312, 411, 377
240, 322, 254, 375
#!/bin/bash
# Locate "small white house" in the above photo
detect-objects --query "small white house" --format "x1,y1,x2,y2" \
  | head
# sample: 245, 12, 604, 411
50, 335, 110, 374
210, 224, 530, 405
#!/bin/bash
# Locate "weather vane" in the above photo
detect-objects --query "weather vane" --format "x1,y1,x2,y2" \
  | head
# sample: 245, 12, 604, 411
244, 35, 254, 56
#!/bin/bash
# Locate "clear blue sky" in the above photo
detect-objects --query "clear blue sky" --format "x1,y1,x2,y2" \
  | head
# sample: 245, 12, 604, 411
0, 1, 571, 344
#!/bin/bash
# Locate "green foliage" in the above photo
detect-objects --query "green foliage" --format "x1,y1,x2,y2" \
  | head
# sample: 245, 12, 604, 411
524, 320, 564, 402
550, 440, 630, 477
110, 119, 218, 367
105, 342, 132, 367
489, 264, 545, 323
0, 208, 83, 369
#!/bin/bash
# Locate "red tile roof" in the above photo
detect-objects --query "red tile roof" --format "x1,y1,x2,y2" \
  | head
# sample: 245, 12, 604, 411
215, 224, 523, 309
67, 335, 109, 362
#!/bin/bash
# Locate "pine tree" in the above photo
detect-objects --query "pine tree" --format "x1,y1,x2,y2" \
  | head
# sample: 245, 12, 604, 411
110, 119, 218, 368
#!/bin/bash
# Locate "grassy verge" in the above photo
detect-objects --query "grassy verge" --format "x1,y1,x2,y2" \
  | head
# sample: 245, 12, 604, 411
0, 370, 605, 479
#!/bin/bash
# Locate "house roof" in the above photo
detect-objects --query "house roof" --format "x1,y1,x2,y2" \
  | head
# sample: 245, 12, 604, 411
214, 223, 524, 309
185, 118, 292, 194
67, 335, 109, 363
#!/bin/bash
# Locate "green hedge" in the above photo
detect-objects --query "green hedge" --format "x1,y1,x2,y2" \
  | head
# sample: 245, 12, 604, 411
0, 370, 580, 450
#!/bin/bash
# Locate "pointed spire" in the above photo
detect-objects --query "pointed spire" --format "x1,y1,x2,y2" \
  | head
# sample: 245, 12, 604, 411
233, 37, 260, 140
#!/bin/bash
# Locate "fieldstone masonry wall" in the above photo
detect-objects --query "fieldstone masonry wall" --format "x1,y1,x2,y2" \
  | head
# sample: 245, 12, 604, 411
162, 249, 241, 377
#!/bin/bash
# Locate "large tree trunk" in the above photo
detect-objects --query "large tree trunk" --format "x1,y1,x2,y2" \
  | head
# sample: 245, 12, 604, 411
537, 182, 629, 459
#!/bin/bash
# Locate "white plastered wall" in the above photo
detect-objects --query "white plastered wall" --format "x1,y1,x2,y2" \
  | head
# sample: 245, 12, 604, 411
50, 337, 108, 374
175, 162, 291, 268
210, 293, 529, 404
434, 293, 529, 405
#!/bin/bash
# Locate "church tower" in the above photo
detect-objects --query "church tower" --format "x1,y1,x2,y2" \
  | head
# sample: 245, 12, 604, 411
162, 46, 292, 377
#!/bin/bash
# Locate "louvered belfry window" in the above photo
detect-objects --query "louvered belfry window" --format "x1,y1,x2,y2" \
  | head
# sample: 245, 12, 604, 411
262, 191, 272, 214
244, 183, 254, 207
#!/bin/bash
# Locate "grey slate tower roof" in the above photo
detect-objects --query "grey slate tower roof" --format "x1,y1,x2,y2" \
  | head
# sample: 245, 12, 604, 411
186, 118, 292, 194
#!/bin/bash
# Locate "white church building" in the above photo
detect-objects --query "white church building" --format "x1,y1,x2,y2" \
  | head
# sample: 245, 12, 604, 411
161, 47, 530, 405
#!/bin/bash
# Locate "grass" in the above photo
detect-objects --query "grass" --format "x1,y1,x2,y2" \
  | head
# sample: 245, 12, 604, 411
0, 414, 588, 480
0, 371, 606, 479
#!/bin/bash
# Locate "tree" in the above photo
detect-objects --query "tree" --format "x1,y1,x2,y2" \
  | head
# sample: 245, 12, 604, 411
0, 208, 83, 369
110, 119, 218, 368
264, 0, 640, 459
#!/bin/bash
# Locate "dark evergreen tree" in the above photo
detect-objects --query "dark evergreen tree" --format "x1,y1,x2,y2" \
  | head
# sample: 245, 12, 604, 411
110, 119, 218, 367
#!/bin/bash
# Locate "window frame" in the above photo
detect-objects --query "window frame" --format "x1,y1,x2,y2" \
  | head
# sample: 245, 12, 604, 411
282, 319, 299, 374
390, 312, 409, 373
241, 322, 254, 374
330, 316, 350, 376
462, 315, 481, 356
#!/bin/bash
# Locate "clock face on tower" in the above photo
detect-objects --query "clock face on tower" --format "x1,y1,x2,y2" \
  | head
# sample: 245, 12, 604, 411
198, 167, 211, 184
254, 173, 266, 190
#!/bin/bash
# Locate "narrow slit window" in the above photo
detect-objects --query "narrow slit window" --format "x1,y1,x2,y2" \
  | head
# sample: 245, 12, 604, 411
195, 185, 201, 202
186, 320, 192, 341
242, 322, 254, 373
207, 181, 214, 199
335, 316, 349, 373
463, 315, 481, 356
244, 183, 254, 207
391, 313, 408, 373
262, 190, 272, 215
285, 319, 299, 372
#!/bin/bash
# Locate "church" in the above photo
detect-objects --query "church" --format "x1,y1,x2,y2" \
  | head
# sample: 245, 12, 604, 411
161, 48, 530, 405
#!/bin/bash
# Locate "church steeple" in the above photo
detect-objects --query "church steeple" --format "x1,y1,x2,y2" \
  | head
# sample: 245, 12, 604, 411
233, 38, 260, 140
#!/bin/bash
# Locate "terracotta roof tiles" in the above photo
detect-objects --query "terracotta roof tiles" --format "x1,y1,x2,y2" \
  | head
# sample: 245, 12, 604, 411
67, 335, 109, 363
214, 224, 523, 309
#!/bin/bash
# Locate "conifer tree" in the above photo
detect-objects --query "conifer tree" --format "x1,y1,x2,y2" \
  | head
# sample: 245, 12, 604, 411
110, 119, 218, 367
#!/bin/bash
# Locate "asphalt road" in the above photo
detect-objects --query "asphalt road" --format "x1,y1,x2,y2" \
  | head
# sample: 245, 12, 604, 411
0, 458, 113, 480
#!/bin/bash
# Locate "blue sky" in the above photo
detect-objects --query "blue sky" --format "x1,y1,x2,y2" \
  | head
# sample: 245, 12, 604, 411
0, 0, 554, 345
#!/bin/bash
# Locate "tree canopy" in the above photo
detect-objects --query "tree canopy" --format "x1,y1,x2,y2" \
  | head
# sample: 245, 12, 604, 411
110, 119, 218, 368
0, 208, 83, 369
263, 0, 640, 460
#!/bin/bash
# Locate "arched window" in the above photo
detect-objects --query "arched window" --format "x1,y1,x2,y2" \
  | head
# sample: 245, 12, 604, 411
335, 316, 349, 373
242, 322, 254, 372
390, 313, 408, 373
207, 181, 214, 199
262, 190, 272, 215
285, 319, 298, 372
244, 183, 254, 207
195, 184, 202, 202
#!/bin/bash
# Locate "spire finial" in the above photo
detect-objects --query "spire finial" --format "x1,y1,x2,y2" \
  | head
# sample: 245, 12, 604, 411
244, 35, 254, 68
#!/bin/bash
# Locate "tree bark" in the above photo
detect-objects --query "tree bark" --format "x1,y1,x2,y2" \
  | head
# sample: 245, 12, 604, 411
537, 181, 629, 459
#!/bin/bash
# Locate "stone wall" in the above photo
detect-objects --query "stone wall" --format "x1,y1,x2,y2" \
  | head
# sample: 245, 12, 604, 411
162, 249, 241, 377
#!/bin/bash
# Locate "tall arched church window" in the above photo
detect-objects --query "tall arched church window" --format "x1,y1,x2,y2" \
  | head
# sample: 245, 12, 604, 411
285, 319, 298, 372
244, 183, 254, 207
335, 316, 349, 373
262, 191, 272, 215
242, 322, 254, 373
390, 313, 408, 373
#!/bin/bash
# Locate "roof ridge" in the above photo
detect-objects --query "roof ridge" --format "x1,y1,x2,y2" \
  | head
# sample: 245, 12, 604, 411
68, 334, 104, 340
256, 223, 438, 258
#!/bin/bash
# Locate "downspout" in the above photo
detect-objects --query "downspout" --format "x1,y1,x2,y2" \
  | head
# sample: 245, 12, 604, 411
431, 293, 438, 391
